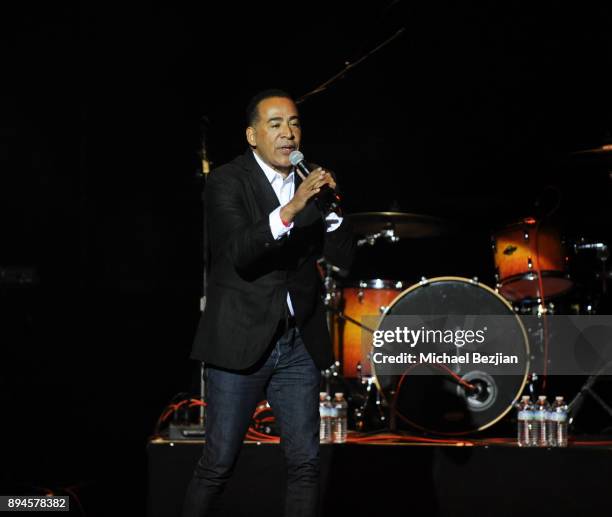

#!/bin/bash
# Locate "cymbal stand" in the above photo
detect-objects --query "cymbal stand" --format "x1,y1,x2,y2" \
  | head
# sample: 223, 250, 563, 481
353, 363, 388, 431
568, 361, 612, 430
356, 227, 400, 247
321, 361, 340, 396
198, 149, 210, 430
318, 258, 339, 334
574, 240, 609, 295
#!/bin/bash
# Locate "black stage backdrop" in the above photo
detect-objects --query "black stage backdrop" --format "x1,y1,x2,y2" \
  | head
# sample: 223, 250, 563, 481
1, 2, 612, 514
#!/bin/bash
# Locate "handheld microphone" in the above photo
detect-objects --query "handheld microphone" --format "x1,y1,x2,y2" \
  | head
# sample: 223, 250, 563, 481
289, 151, 342, 213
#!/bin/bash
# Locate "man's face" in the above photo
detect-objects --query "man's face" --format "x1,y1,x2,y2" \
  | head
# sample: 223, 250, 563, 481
246, 97, 301, 174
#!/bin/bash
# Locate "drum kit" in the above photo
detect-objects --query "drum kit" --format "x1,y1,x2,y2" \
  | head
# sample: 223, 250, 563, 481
321, 205, 611, 435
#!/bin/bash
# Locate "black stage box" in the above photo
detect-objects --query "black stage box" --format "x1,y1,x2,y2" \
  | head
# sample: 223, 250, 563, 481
147, 437, 612, 517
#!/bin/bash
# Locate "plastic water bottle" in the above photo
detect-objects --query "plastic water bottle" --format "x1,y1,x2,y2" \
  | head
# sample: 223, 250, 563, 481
332, 392, 348, 444
328, 395, 338, 442
532, 395, 550, 447
516, 395, 533, 447
549, 396, 568, 447
319, 393, 332, 443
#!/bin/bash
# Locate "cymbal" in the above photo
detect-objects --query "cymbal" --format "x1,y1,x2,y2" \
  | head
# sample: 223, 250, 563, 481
347, 211, 447, 239
571, 144, 612, 155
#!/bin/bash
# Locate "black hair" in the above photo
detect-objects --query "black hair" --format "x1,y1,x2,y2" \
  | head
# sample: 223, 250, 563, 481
245, 88, 294, 127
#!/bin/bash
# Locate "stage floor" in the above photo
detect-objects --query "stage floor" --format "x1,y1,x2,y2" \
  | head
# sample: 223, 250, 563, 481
147, 433, 612, 517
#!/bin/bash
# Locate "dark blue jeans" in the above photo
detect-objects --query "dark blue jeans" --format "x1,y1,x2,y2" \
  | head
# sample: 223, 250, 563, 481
181, 327, 321, 517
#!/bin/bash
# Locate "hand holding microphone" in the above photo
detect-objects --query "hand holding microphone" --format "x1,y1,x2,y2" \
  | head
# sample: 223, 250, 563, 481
289, 151, 342, 215
279, 166, 333, 225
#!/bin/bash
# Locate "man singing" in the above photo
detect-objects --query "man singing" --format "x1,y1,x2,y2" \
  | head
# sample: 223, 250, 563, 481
182, 89, 354, 517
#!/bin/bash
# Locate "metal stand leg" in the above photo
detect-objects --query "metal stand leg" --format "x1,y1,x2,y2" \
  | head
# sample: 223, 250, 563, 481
199, 361, 206, 428
568, 364, 612, 429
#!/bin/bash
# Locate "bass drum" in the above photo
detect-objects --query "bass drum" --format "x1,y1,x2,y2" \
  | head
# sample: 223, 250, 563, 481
372, 277, 530, 435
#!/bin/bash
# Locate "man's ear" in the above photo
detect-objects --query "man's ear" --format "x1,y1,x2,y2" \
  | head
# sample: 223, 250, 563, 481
246, 126, 256, 148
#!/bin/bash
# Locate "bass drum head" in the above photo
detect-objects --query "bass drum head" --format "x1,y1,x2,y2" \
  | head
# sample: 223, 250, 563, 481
373, 277, 530, 435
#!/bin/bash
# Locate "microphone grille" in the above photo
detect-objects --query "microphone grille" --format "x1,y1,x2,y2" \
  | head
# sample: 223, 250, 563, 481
289, 150, 304, 166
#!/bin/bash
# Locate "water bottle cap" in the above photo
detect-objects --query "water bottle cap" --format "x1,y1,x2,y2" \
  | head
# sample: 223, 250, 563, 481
334, 392, 344, 398
521, 396, 530, 401
319, 392, 327, 398
538, 395, 547, 400
555, 396, 564, 401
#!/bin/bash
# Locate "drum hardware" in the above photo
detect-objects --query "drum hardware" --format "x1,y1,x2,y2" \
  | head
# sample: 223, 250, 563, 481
327, 279, 403, 378
317, 258, 344, 337
324, 301, 378, 334
319, 262, 402, 430
357, 283, 365, 302
317, 207, 611, 435
574, 240, 608, 255
507, 230, 610, 396
567, 361, 612, 430
570, 143, 612, 155
574, 240, 609, 294
357, 228, 400, 247
318, 200, 612, 435
359, 278, 404, 290
526, 372, 539, 402
352, 369, 388, 431
492, 218, 573, 302
321, 361, 341, 396
456, 371, 498, 412
371, 277, 530, 435
348, 211, 448, 240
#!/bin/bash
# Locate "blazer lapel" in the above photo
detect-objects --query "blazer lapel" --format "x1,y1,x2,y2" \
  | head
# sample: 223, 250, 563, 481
239, 149, 320, 226
241, 150, 280, 216
293, 169, 320, 228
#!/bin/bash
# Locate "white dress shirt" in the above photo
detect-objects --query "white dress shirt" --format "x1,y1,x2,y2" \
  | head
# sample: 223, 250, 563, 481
253, 151, 343, 316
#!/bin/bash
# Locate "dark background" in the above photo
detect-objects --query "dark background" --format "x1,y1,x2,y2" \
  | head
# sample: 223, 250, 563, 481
2, 1, 612, 514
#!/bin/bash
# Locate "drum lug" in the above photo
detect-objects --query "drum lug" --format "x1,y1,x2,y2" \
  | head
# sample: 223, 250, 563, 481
527, 257, 533, 269
379, 306, 389, 314
524, 231, 530, 242
536, 303, 549, 316
470, 276, 479, 284
358, 281, 366, 303
419, 277, 428, 285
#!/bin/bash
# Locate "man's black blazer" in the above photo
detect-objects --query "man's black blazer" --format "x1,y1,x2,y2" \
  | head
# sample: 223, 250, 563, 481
191, 150, 355, 371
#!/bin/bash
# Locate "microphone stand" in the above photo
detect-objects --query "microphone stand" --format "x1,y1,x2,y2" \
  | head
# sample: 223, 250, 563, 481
198, 146, 211, 431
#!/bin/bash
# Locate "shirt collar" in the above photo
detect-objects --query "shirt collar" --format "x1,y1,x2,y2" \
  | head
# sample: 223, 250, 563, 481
252, 150, 294, 184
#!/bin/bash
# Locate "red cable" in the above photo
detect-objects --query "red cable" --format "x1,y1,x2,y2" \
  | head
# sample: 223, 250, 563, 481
156, 398, 207, 429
